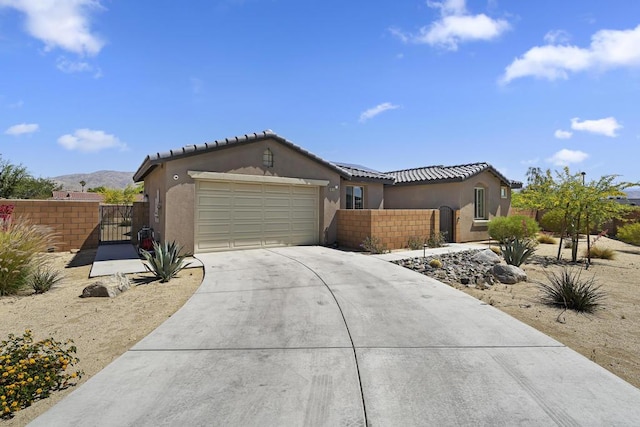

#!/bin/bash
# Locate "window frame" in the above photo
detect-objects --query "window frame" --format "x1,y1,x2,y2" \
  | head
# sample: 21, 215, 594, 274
346, 185, 364, 210
474, 187, 486, 220
263, 148, 274, 168
500, 186, 508, 199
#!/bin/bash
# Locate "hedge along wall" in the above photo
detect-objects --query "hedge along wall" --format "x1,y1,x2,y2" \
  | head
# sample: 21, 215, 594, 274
0, 200, 100, 252
337, 209, 439, 250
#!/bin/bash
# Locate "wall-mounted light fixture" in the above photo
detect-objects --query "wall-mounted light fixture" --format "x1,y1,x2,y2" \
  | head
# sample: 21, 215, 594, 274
143, 194, 149, 203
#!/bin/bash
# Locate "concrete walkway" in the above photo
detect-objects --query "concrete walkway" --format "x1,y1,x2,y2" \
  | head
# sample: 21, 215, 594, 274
89, 244, 146, 277
31, 246, 640, 426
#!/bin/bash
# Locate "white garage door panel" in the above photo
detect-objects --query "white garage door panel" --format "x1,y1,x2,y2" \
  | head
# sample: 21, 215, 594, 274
195, 180, 319, 252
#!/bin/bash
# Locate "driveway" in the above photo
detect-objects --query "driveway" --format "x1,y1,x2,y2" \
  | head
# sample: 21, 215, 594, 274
31, 246, 640, 426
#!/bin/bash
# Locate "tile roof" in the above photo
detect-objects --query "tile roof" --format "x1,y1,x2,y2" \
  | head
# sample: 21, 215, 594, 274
133, 130, 392, 183
333, 162, 395, 183
386, 162, 519, 187
134, 130, 354, 182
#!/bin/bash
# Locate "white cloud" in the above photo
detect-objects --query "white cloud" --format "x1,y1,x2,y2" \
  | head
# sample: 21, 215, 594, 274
547, 149, 589, 166
391, 0, 510, 51
8, 100, 24, 109
501, 24, 640, 84
554, 129, 573, 139
57, 129, 127, 152
5, 123, 39, 136
544, 29, 571, 45
0, 0, 105, 56
520, 158, 540, 165
571, 117, 622, 137
359, 102, 400, 123
56, 56, 102, 77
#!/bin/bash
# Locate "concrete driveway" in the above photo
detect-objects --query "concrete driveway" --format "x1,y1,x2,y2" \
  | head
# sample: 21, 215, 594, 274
31, 246, 640, 426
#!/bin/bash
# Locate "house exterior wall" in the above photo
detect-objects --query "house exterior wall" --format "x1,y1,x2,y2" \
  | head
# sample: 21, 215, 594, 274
0, 200, 100, 251
383, 170, 511, 242
142, 138, 342, 253
337, 209, 438, 250
340, 180, 385, 209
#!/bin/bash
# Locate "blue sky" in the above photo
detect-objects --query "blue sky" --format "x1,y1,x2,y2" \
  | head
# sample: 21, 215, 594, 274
1, 0, 640, 185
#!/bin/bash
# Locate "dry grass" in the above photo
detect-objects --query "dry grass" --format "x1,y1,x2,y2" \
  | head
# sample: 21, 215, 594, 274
537, 233, 557, 245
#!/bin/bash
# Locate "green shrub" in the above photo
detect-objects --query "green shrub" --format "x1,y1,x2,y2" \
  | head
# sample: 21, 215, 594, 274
0, 330, 82, 418
360, 236, 387, 254
537, 233, 557, 244
488, 216, 539, 242
142, 241, 192, 283
29, 266, 64, 294
617, 223, 640, 246
537, 268, 605, 313
500, 237, 537, 267
426, 231, 447, 248
539, 209, 565, 233
583, 246, 616, 260
428, 259, 442, 268
407, 236, 424, 250
0, 218, 57, 296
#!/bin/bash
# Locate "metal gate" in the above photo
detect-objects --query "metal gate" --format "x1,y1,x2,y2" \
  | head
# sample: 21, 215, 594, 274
99, 204, 133, 244
439, 206, 454, 243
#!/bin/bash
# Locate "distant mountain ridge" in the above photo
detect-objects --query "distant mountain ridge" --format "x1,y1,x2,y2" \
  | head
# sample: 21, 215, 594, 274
52, 170, 135, 191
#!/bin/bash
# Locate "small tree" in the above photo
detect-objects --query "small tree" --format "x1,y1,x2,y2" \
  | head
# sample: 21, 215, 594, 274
79, 180, 86, 192
514, 167, 636, 263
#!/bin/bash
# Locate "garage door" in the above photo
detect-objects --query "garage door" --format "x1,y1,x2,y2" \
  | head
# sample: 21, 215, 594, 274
195, 180, 320, 252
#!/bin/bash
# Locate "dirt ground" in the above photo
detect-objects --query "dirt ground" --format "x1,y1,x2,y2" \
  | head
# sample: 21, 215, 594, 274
457, 236, 640, 390
0, 250, 203, 426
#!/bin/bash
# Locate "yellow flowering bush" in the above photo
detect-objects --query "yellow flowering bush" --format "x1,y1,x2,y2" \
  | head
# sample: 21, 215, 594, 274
0, 330, 82, 419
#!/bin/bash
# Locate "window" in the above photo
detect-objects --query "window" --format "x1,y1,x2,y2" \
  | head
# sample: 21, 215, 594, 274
500, 186, 508, 199
346, 185, 364, 209
263, 148, 273, 167
474, 187, 486, 219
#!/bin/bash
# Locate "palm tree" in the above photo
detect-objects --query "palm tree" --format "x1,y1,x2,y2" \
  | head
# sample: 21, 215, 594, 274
79, 180, 86, 192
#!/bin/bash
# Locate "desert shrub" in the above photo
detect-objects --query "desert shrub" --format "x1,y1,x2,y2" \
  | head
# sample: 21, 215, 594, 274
0, 218, 57, 296
617, 223, 640, 246
407, 236, 424, 250
426, 232, 447, 248
29, 266, 64, 294
360, 236, 387, 254
428, 259, 442, 268
500, 237, 537, 267
488, 216, 539, 242
537, 268, 605, 313
539, 209, 565, 233
0, 330, 82, 419
583, 246, 616, 260
536, 233, 557, 244
142, 241, 192, 283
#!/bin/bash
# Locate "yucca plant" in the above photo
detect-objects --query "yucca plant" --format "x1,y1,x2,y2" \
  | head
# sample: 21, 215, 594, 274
29, 266, 64, 294
141, 240, 192, 283
0, 218, 57, 296
537, 268, 605, 313
500, 237, 537, 267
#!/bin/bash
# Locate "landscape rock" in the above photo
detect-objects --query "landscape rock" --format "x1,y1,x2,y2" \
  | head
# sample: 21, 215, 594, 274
393, 249, 500, 287
471, 249, 502, 264
491, 264, 527, 284
81, 272, 131, 298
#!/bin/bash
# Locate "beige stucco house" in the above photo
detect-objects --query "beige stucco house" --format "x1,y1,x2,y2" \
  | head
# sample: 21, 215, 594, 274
132, 130, 393, 253
385, 164, 520, 242
133, 130, 520, 253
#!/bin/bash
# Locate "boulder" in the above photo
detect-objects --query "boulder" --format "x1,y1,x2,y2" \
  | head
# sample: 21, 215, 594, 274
471, 249, 502, 264
491, 264, 527, 284
81, 272, 131, 298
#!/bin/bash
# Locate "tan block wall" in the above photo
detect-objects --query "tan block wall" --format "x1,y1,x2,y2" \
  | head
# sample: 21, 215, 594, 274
337, 209, 439, 250
1, 200, 100, 252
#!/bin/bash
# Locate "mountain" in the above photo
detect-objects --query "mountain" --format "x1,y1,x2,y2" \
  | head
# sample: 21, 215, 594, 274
51, 170, 135, 191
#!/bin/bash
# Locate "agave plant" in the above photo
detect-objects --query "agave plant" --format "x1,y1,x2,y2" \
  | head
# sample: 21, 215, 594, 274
500, 237, 537, 267
141, 240, 192, 283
